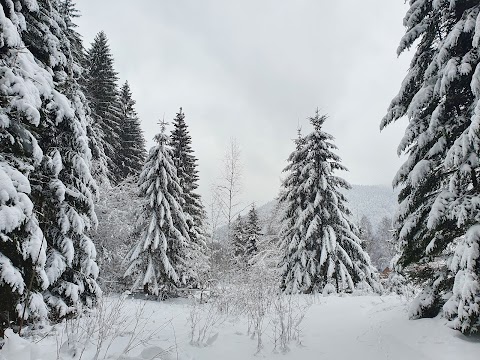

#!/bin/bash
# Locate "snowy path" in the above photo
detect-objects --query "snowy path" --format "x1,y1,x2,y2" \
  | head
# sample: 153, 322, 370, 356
183, 295, 479, 360
1, 295, 478, 360
295, 296, 464, 360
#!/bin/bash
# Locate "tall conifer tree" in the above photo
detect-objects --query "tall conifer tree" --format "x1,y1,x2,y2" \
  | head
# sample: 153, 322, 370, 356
0, 1, 51, 326
124, 121, 190, 294
86, 31, 122, 184
58, 1, 109, 186
23, 0, 101, 318
117, 81, 146, 179
231, 215, 247, 259
170, 108, 209, 284
381, 0, 480, 333
245, 204, 260, 258
279, 111, 379, 294
0, 0, 100, 326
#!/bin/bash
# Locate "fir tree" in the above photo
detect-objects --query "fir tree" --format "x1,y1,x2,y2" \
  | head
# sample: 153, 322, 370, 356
118, 81, 146, 179
381, 0, 480, 333
170, 108, 209, 284
59, 0, 83, 64
22, 0, 101, 318
124, 121, 190, 294
245, 204, 260, 258
0, 0, 100, 327
0, 1, 51, 327
85, 31, 122, 184
231, 215, 247, 259
279, 110, 379, 294
59, 1, 109, 186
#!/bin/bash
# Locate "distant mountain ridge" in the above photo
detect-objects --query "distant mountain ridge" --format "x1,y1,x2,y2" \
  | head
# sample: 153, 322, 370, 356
214, 185, 399, 241
343, 185, 398, 228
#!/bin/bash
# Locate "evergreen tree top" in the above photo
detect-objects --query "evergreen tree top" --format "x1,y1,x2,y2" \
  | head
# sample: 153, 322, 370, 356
155, 119, 170, 145
170, 107, 200, 191
60, 0, 80, 29
121, 80, 131, 92
87, 31, 118, 85
233, 214, 245, 232
283, 111, 348, 186
310, 108, 327, 128
247, 203, 261, 234
120, 81, 136, 112
171, 107, 194, 155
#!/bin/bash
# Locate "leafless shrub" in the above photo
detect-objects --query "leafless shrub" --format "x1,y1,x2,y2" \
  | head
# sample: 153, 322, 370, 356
54, 293, 173, 359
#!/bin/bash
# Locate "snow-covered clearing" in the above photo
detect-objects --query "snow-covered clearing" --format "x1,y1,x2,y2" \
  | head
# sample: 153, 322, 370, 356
1, 294, 478, 360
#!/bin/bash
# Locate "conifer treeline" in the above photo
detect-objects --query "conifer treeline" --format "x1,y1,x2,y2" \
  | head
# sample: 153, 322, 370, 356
0, 0, 165, 329
3, 0, 478, 339
86, 31, 146, 184
0, 0, 211, 330
1, 0, 103, 327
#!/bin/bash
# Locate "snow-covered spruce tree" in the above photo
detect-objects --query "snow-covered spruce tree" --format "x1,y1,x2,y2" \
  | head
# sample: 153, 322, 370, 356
118, 81, 146, 179
231, 214, 247, 265
124, 121, 190, 295
59, 0, 83, 64
0, 0, 99, 327
59, 0, 110, 185
85, 31, 122, 184
279, 111, 379, 294
245, 203, 260, 259
21, 0, 101, 318
0, 1, 52, 328
170, 108, 209, 285
381, 1, 480, 333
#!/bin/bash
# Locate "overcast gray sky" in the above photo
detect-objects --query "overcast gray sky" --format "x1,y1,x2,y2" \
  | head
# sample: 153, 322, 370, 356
76, 0, 411, 209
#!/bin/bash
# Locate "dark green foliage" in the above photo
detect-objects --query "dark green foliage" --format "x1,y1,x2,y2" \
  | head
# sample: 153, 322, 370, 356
86, 31, 122, 183
245, 204, 260, 258
170, 108, 209, 284
117, 81, 146, 179
231, 215, 247, 259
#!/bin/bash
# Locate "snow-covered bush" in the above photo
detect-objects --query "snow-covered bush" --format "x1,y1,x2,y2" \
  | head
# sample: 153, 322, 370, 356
92, 178, 143, 292
382, 271, 416, 300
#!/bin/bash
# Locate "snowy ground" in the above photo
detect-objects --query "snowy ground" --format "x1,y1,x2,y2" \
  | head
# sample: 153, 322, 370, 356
1, 294, 478, 360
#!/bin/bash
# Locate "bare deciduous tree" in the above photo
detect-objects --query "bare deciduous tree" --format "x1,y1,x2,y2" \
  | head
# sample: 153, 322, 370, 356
207, 188, 223, 243
214, 138, 243, 240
